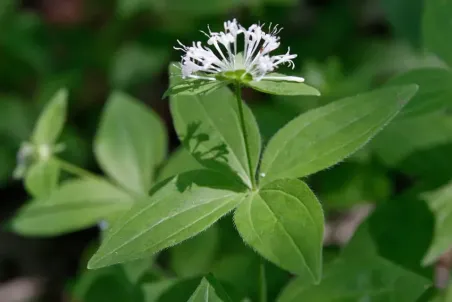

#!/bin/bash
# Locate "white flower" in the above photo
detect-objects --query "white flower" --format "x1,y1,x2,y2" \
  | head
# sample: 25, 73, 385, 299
174, 19, 305, 83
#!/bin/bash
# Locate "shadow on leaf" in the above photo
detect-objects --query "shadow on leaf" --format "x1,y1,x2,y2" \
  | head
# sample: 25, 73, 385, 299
174, 170, 245, 193
179, 122, 244, 188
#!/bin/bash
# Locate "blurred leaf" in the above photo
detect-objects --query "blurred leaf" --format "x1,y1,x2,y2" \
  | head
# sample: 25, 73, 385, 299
368, 196, 434, 278
170, 74, 261, 189
95, 91, 167, 194
249, 99, 301, 143
24, 158, 60, 198
234, 179, 323, 283
88, 170, 246, 269
399, 144, 452, 187
35, 72, 82, 107
117, 0, 155, 17
0, 0, 15, 20
422, 182, 452, 265
142, 279, 179, 302
371, 111, 452, 171
423, 0, 452, 67
445, 283, 452, 301
381, 0, 424, 47
0, 96, 33, 141
210, 221, 264, 300
122, 258, 155, 284
153, 0, 242, 16
111, 44, 169, 88
145, 277, 203, 302
247, 74, 320, 96
59, 126, 91, 167
259, 85, 418, 185
386, 68, 452, 117
278, 224, 431, 302
12, 178, 133, 236
31, 88, 68, 145
170, 224, 219, 277
0, 147, 14, 185
187, 278, 224, 302
157, 147, 204, 182
73, 266, 142, 302
314, 162, 392, 209
204, 274, 237, 302
0, 13, 48, 73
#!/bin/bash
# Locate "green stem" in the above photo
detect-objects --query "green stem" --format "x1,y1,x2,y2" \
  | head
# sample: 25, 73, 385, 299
235, 82, 256, 189
53, 157, 99, 180
259, 260, 267, 302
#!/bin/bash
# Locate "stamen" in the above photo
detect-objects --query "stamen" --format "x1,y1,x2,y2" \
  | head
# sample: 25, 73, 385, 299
175, 19, 300, 82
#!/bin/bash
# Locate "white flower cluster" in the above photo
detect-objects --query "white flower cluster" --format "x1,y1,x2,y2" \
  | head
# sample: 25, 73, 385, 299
175, 19, 304, 83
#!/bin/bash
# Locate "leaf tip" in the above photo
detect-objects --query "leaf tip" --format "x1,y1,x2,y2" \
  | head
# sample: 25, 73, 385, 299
86, 254, 105, 270
312, 88, 321, 96
397, 84, 419, 107
421, 250, 437, 267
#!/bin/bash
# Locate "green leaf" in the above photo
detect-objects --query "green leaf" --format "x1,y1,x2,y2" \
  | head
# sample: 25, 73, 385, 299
0, 96, 34, 141
73, 266, 142, 302
170, 224, 219, 277
170, 83, 261, 189
314, 162, 392, 210
116, 0, 153, 17
111, 44, 169, 88
381, 0, 424, 47
278, 257, 430, 302
234, 179, 324, 283
95, 91, 167, 194
386, 68, 452, 117
371, 111, 452, 166
142, 279, 179, 302
187, 278, 224, 302
157, 146, 204, 182
278, 224, 431, 302
367, 195, 434, 277
24, 158, 60, 198
163, 79, 226, 99
88, 170, 246, 269
422, 182, 452, 265
122, 258, 154, 284
143, 277, 203, 302
423, 0, 452, 67
12, 178, 133, 236
247, 74, 320, 96
259, 85, 418, 185
31, 88, 68, 145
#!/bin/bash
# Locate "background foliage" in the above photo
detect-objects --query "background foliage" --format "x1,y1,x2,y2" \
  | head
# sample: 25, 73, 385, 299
1, 0, 452, 301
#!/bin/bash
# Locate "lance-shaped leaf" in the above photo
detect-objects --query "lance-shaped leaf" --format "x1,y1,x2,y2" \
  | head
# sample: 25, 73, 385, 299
259, 85, 418, 185
422, 182, 452, 265
386, 68, 452, 117
31, 88, 68, 145
247, 73, 320, 96
12, 178, 133, 236
234, 178, 324, 283
24, 158, 60, 198
88, 170, 246, 269
95, 92, 167, 194
170, 83, 261, 189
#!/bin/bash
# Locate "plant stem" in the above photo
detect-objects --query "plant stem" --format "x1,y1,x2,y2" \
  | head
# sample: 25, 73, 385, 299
235, 82, 256, 189
259, 260, 267, 302
53, 157, 99, 180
